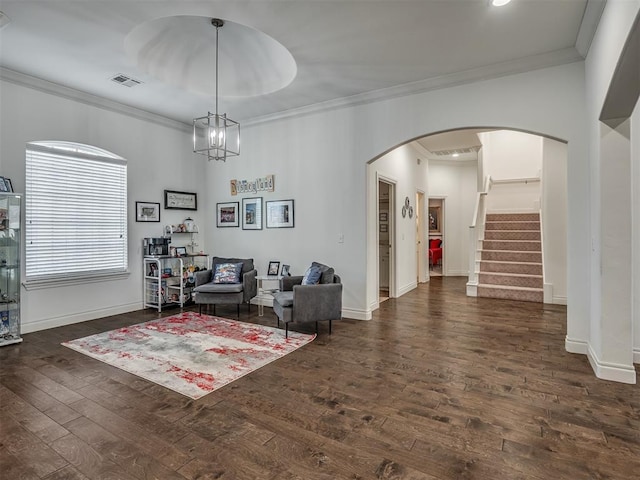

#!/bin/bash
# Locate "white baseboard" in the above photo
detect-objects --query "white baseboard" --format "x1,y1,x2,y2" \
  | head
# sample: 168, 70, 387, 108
552, 295, 567, 305
543, 283, 553, 304
446, 270, 469, 276
587, 344, 637, 384
634, 348, 640, 364
22, 302, 142, 334
466, 282, 478, 297
565, 336, 588, 355
342, 307, 371, 320
397, 282, 417, 297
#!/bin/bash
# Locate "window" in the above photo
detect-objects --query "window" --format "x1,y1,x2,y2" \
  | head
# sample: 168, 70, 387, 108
25, 141, 127, 283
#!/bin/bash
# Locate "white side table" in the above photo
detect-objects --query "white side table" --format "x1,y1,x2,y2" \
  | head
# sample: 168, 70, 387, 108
256, 275, 282, 316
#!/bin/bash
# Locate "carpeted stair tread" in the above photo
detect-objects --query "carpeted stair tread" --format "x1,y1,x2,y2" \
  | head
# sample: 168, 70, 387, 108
477, 284, 542, 292
479, 260, 542, 266
479, 271, 542, 279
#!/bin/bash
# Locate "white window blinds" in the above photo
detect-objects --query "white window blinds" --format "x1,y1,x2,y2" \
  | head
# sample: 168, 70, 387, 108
25, 142, 128, 281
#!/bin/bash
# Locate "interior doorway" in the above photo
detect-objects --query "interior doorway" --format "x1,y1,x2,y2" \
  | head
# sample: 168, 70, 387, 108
428, 197, 444, 276
416, 191, 426, 282
378, 178, 395, 302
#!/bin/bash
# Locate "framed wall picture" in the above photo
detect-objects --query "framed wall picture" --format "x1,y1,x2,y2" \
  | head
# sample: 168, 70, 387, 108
429, 206, 441, 233
242, 197, 263, 230
268, 261, 280, 276
216, 202, 239, 227
0, 177, 13, 192
265, 199, 294, 228
135, 201, 161, 222
164, 190, 197, 210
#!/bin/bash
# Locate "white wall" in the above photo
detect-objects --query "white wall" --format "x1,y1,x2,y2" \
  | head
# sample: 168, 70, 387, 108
583, 0, 640, 381
542, 138, 568, 304
0, 78, 207, 332
479, 130, 543, 180
428, 160, 477, 276
207, 61, 588, 323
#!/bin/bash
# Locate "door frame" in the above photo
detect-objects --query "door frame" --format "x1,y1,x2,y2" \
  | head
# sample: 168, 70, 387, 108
416, 190, 427, 282
377, 173, 397, 299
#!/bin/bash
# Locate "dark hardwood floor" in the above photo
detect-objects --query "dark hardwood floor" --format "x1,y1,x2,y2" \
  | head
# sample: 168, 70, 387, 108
1, 277, 638, 479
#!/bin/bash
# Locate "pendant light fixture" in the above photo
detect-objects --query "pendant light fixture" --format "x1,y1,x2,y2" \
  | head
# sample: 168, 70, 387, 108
193, 18, 240, 161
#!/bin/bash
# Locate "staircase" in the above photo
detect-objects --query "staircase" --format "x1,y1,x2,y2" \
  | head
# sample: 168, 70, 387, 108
477, 212, 543, 302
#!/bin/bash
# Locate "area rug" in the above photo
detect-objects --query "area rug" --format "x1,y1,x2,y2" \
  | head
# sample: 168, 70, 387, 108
62, 312, 315, 399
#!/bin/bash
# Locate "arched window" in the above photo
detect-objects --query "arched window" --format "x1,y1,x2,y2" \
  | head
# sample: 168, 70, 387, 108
25, 141, 127, 283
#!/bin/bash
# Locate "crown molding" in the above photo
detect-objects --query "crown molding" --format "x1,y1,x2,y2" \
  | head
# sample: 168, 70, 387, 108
575, 0, 607, 58
0, 67, 191, 133
243, 47, 583, 127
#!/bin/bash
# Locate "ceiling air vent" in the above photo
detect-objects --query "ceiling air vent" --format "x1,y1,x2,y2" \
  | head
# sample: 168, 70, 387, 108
432, 146, 481, 156
110, 74, 143, 88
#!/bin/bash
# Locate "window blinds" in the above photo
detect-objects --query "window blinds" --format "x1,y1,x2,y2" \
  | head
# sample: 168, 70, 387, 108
25, 142, 128, 280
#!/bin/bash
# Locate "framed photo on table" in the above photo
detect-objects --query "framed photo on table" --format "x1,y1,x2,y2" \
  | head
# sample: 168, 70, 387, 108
216, 202, 239, 227
242, 197, 263, 230
267, 261, 280, 276
266, 199, 294, 228
135, 201, 160, 222
281, 264, 290, 276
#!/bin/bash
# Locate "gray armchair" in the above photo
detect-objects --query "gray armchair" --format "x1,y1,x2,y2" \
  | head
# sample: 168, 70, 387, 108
272, 262, 342, 337
193, 257, 257, 317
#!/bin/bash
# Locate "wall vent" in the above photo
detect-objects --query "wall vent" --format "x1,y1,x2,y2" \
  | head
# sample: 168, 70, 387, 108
110, 74, 143, 87
432, 146, 481, 156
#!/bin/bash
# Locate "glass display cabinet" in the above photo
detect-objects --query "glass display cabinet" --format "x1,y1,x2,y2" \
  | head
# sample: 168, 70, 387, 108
0, 193, 22, 346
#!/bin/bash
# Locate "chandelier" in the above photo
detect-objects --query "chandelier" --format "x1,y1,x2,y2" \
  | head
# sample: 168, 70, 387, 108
193, 18, 240, 162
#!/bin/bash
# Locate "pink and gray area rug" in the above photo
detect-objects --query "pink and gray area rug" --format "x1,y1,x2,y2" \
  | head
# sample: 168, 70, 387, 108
62, 312, 315, 399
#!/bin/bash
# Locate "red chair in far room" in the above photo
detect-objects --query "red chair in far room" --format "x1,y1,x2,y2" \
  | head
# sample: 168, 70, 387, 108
429, 238, 442, 267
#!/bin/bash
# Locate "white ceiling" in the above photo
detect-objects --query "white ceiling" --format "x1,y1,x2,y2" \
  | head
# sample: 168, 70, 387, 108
0, 1, 598, 126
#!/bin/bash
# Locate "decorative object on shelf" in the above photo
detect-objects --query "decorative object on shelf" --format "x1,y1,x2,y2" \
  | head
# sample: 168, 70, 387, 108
379, 212, 387, 222
429, 206, 441, 233
266, 199, 294, 228
281, 264, 290, 276
268, 261, 280, 276
0, 177, 13, 193
175, 246, 187, 257
380, 224, 388, 233
242, 197, 263, 230
0, 193, 22, 346
193, 19, 240, 162
164, 190, 197, 210
135, 201, 160, 222
216, 201, 239, 227
183, 217, 196, 232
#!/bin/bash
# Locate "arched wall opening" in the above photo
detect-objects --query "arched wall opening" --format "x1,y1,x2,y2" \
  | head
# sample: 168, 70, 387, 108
365, 126, 568, 315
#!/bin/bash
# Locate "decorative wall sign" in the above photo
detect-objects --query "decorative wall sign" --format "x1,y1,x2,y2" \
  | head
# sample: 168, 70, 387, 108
165, 190, 197, 210
230, 175, 274, 196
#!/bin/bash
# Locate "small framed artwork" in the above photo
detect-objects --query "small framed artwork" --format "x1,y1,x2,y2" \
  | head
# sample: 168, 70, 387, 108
379, 212, 387, 222
242, 197, 263, 230
135, 201, 161, 222
268, 261, 280, 276
266, 199, 294, 228
175, 246, 187, 257
429, 206, 441, 233
164, 190, 197, 210
217, 202, 239, 227
281, 264, 291, 277
0, 177, 13, 193
380, 224, 388, 233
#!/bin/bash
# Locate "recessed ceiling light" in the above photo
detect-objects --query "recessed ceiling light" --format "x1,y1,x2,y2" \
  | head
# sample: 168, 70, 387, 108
452, 153, 460, 158
492, 0, 512, 6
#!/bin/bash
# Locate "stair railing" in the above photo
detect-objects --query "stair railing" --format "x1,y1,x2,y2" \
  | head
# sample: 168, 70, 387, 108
467, 175, 492, 287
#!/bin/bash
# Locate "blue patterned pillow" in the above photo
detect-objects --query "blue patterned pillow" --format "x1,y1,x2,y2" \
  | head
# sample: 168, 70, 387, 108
301, 265, 322, 285
213, 262, 242, 284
